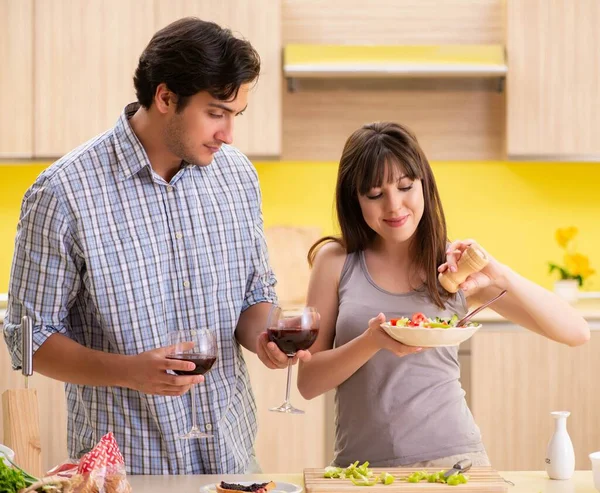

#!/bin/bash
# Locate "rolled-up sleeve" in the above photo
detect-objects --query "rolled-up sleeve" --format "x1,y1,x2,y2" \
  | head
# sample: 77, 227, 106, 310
241, 185, 278, 312
3, 177, 81, 370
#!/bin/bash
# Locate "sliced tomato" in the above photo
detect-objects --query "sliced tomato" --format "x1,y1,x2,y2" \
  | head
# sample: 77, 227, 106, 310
389, 318, 398, 326
411, 312, 428, 326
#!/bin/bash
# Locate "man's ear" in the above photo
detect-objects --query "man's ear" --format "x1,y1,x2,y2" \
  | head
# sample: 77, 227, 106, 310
154, 83, 174, 114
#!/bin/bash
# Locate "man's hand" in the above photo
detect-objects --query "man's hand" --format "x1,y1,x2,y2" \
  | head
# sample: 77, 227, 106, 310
125, 343, 205, 396
256, 332, 312, 369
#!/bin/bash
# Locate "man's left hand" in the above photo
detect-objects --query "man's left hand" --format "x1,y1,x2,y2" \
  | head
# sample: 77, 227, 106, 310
256, 332, 312, 369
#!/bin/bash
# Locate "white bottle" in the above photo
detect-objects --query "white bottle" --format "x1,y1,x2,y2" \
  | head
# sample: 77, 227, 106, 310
545, 411, 575, 479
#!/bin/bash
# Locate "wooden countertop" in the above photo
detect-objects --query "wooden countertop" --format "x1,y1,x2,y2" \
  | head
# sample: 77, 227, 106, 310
128, 471, 598, 492
471, 298, 600, 331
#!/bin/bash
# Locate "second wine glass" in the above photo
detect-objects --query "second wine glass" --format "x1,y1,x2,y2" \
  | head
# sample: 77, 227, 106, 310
267, 306, 320, 414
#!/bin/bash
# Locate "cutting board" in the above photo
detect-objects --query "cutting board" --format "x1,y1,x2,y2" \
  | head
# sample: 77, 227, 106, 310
304, 467, 509, 492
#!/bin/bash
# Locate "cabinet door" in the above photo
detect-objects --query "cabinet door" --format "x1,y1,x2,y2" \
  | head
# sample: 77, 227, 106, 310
243, 349, 327, 473
0, 0, 33, 158
471, 330, 600, 471
0, 338, 68, 473
506, 0, 600, 158
33, 0, 155, 157
155, 0, 282, 157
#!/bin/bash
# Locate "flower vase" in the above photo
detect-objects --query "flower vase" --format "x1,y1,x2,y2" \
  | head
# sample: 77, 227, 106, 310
553, 280, 579, 304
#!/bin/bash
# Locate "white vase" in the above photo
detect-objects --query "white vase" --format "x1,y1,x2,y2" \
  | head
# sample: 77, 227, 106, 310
553, 280, 579, 304
545, 411, 575, 480
590, 451, 600, 492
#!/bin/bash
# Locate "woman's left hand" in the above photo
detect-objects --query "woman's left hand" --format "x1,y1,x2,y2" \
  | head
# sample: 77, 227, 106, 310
438, 239, 508, 293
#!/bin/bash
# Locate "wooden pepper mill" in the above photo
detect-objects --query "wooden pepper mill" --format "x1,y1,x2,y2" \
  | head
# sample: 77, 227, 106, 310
438, 244, 489, 293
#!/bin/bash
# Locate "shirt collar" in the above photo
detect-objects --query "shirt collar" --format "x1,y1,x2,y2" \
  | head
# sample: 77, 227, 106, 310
113, 102, 154, 181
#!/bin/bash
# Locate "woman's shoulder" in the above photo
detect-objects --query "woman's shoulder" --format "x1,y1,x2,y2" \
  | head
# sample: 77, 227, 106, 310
311, 239, 349, 278
313, 239, 347, 263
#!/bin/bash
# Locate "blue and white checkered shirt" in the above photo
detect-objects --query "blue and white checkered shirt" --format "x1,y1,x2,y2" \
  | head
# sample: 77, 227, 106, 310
3, 103, 277, 474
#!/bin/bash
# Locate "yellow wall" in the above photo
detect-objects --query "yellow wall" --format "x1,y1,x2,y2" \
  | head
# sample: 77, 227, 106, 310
257, 161, 600, 292
1, 161, 599, 293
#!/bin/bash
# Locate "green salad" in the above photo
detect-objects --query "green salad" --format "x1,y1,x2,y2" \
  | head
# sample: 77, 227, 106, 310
389, 312, 477, 329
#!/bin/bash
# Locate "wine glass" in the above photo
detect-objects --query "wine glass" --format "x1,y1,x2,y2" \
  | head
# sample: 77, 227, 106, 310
267, 306, 320, 414
166, 329, 217, 439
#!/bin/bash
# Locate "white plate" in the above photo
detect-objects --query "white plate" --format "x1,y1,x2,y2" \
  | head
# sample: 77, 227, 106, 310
380, 322, 482, 347
0, 444, 15, 467
200, 481, 302, 493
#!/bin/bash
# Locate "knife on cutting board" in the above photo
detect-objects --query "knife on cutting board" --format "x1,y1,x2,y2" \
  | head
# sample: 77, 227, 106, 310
443, 458, 472, 478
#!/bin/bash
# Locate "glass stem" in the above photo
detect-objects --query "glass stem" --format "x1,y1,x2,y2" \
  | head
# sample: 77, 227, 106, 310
284, 357, 293, 404
190, 384, 198, 430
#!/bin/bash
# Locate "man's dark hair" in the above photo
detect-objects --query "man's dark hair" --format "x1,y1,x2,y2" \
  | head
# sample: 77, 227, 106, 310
134, 17, 261, 112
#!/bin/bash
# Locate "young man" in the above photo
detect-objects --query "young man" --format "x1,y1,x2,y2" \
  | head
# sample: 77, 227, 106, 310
4, 17, 305, 475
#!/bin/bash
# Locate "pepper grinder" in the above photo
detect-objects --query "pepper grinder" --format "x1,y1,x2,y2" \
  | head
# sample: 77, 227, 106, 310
438, 244, 490, 293
21, 315, 33, 388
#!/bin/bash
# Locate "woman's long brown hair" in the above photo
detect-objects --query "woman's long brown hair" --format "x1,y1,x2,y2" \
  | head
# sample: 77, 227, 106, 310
308, 122, 450, 308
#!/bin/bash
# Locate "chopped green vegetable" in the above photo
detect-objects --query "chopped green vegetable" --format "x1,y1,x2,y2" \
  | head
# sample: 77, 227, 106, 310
323, 461, 396, 486
380, 472, 395, 485
351, 475, 379, 486
427, 471, 446, 483
404, 469, 469, 486
324, 466, 343, 478
406, 471, 428, 483
447, 474, 469, 486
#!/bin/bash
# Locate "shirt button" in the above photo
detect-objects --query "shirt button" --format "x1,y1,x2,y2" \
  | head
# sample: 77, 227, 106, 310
175, 232, 183, 239
183, 281, 190, 288
205, 424, 212, 431
166, 185, 174, 192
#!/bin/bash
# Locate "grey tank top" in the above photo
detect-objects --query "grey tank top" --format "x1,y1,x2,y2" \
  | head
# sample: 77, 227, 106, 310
333, 251, 483, 467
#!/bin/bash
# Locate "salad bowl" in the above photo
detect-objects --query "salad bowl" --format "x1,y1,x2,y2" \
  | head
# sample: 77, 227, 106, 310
380, 313, 481, 347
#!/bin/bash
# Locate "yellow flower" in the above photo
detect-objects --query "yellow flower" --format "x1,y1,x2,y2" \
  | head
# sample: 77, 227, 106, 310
555, 227, 578, 249
564, 253, 595, 279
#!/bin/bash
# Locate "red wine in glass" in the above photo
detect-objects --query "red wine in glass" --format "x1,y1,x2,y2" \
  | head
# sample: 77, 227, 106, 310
267, 327, 319, 356
166, 354, 217, 375
167, 329, 217, 439
267, 306, 320, 414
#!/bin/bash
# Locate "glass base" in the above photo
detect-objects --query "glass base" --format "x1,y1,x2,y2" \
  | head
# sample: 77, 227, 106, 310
179, 426, 213, 439
269, 402, 304, 415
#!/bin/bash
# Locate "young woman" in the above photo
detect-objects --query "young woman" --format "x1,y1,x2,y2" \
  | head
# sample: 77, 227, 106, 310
296, 122, 590, 468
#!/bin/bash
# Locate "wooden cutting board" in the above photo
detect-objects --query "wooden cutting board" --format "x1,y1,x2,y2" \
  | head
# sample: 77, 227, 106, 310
304, 467, 509, 492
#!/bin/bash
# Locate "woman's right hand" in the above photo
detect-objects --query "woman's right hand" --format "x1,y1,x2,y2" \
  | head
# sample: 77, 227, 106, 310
364, 313, 426, 357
